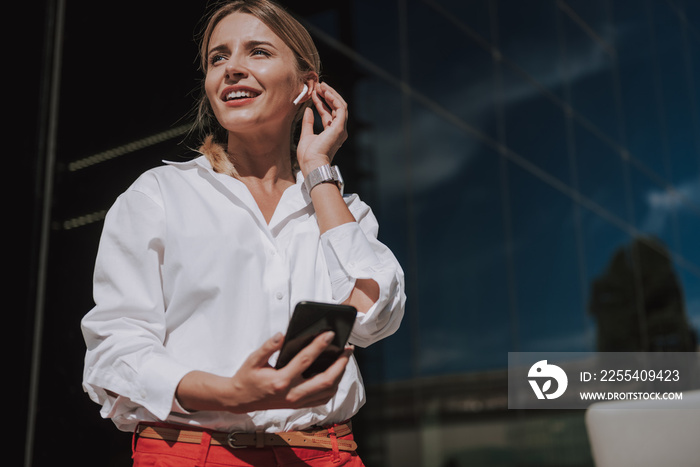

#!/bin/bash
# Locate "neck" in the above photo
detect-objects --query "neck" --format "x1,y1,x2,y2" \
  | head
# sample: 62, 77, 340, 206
225, 126, 296, 186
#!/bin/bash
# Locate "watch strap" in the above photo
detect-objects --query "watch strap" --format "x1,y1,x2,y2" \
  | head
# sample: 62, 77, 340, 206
305, 164, 344, 195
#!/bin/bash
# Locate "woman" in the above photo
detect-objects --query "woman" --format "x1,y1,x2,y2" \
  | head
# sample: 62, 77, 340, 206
80, 0, 405, 466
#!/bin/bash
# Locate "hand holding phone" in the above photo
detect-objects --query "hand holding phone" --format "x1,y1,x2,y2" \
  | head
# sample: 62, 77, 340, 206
275, 301, 357, 378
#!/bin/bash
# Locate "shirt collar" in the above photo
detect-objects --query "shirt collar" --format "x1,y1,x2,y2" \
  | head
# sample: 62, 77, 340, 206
162, 155, 211, 170
163, 155, 312, 232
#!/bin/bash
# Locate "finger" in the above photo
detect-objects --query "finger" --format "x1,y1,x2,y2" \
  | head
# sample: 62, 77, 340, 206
316, 87, 347, 131
295, 345, 352, 390
323, 345, 353, 379
246, 332, 284, 368
318, 81, 348, 108
281, 331, 335, 377
324, 94, 348, 124
288, 346, 353, 407
317, 84, 348, 123
299, 107, 315, 140
311, 88, 333, 127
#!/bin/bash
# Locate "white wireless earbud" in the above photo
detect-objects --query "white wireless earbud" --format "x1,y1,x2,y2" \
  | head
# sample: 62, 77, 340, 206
293, 84, 308, 105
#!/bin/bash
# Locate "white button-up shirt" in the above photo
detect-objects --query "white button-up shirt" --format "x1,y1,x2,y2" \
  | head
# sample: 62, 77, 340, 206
81, 155, 405, 433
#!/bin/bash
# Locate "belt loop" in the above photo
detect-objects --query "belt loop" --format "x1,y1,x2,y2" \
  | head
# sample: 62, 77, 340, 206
255, 429, 265, 448
196, 430, 213, 467
327, 426, 340, 463
131, 425, 139, 460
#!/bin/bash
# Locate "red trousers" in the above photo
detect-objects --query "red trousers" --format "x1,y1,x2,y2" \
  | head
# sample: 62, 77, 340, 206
131, 425, 366, 467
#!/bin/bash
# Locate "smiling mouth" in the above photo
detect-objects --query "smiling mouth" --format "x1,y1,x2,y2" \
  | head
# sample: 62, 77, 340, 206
223, 89, 260, 101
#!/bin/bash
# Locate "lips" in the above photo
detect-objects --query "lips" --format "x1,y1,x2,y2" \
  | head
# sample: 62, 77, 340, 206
221, 86, 261, 102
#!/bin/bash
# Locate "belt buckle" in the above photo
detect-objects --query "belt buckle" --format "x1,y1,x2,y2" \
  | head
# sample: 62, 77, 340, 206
227, 432, 247, 449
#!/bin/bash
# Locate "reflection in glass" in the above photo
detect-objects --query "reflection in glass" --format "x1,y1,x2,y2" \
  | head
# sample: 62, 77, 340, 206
497, 0, 565, 99
429, 0, 492, 43
500, 66, 570, 184
351, 0, 402, 77
678, 268, 700, 350
579, 207, 631, 347
353, 78, 413, 382
407, 1, 496, 138
613, 0, 669, 179
589, 236, 698, 351
648, 0, 700, 186
572, 120, 630, 224
628, 164, 680, 254
507, 162, 589, 352
410, 102, 510, 375
560, 9, 620, 145
677, 199, 700, 269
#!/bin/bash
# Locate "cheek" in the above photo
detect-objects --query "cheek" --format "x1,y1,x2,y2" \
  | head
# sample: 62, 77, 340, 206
260, 65, 301, 98
204, 73, 220, 108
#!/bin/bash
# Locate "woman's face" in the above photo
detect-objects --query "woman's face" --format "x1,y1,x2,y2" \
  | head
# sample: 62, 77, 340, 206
205, 12, 305, 135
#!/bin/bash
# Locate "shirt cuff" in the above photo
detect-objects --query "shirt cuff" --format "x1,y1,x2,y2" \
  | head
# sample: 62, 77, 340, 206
138, 353, 196, 420
171, 394, 193, 415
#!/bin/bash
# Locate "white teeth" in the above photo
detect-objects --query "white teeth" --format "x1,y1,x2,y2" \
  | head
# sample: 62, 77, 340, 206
226, 90, 255, 100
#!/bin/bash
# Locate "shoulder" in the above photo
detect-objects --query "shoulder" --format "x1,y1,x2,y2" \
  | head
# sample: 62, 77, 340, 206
124, 156, 208, 198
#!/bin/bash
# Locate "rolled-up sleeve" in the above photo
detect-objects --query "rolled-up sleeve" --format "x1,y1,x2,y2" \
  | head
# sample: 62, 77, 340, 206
320, 196, 406, 348
81, 185, 194, 425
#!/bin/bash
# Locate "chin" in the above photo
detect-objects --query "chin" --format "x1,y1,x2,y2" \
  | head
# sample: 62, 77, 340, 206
215, 113, 262, 132
217, 113, 293, 136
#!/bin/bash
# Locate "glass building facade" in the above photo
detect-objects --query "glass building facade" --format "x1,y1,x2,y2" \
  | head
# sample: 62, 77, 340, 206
23, 0, 699, 466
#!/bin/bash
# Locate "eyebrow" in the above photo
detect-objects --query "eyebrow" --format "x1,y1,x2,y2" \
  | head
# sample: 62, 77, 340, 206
208, 40, 278, 57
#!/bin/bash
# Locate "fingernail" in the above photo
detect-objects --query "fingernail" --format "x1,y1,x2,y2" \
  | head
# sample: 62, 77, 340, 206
324, 331, 335, 343
272, 332, 283, 343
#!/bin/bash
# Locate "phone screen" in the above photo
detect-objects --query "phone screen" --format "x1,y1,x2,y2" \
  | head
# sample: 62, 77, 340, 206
275, 301, 357, 378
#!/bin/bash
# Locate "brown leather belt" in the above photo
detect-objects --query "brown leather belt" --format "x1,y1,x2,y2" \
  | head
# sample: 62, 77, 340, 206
136, 422, 357, 452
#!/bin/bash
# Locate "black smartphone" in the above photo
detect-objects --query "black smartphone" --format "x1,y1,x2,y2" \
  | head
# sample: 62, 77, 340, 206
275, 301, 357, 378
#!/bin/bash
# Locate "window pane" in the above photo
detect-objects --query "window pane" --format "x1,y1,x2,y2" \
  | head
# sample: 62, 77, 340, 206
410, 102, 510, 374
507, 162, 588, 351
573, 120, 631, 224
407, 0, 496, 138
501, 66, 571, 184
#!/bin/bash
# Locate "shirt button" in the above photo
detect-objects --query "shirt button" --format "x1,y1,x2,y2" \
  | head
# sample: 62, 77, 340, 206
276, 292, 284, 300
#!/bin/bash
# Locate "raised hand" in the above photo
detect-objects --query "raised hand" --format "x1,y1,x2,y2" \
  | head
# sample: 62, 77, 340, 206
296, 81, 349, 176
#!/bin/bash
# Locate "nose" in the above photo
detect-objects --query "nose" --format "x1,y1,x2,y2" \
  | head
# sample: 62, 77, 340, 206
224, 56, 248, 81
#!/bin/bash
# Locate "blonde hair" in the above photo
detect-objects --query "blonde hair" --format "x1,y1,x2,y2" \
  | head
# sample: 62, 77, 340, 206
193, 0, 321, 147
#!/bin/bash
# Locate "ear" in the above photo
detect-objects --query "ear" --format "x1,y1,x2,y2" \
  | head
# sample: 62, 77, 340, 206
297, 72, 318, 105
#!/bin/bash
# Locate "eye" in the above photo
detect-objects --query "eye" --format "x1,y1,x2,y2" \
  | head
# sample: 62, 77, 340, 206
209, 54, 227, 66
251, 48, 271, 57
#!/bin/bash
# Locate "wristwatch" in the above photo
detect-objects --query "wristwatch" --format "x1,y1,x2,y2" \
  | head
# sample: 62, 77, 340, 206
305, 164, 344, 195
